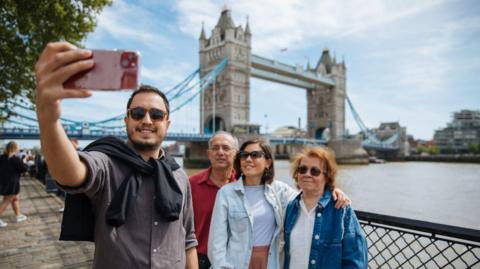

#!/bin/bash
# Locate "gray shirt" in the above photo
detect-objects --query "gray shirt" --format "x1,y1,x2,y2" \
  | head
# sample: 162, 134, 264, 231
62, 151, 197, 269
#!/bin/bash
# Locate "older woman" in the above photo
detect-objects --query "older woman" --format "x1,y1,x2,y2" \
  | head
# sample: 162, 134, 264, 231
283, 147, 368, 269
0, 141, 28, 228
208, 139, 350, 269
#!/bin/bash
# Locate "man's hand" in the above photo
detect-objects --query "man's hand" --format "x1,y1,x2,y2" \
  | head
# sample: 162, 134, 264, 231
34, 42, 92, 187
35, 42, 93, 123
332, 188, 351, 209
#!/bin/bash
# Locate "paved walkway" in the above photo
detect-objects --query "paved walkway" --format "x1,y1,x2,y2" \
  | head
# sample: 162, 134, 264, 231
0, 177, 94, 268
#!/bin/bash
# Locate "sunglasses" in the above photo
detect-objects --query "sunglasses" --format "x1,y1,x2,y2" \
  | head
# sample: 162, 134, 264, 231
238, 150, 265, 160
128, 107, 167, 121
296, 165, 325, 177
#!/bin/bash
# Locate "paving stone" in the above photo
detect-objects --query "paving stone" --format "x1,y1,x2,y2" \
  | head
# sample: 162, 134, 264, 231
0, 177, 94, 268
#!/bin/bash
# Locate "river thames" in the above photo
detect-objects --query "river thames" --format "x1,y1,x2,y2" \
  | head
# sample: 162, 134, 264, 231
187, 161, 480, 230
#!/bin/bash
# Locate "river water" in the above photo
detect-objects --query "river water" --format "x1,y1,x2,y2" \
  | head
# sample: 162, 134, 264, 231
186, 161, 480, 230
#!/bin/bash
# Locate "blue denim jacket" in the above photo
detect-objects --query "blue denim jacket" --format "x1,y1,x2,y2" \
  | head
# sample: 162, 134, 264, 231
284, 191, 368, 269
208, 180, 297, 269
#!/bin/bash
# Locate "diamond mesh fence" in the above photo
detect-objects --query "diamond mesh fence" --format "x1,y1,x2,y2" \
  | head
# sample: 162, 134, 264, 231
357, 211, 480, 269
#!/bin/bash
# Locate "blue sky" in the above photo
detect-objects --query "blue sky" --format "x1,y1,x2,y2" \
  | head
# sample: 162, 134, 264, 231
59, 0, 480, 140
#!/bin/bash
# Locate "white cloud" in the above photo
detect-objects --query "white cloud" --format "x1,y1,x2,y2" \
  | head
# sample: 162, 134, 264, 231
90, 0, 173, 49
141, 62, 196, 89
175, 0, 448, 54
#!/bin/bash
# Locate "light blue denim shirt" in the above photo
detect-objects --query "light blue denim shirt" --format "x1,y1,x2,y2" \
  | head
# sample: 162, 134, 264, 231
208, 179, 297, 269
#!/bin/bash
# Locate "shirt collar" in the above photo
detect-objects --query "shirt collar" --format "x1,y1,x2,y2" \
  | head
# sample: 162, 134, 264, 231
294, 189, 332, 209
200, 167, 236, 186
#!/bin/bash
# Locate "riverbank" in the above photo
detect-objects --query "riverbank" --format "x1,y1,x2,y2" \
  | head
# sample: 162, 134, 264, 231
405, 154, 480, 163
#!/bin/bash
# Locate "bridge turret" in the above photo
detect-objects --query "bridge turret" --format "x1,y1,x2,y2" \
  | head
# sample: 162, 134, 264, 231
245, 16, 251, 43
199, 8, 252, 134
316, 48, 333, 74
199, 22, 206, 40
308, 48, 347, 140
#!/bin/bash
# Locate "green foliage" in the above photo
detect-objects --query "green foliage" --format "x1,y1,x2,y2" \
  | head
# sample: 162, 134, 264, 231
0, 0, 112, 120
416, 145, 427, 154
429, 145, 440, 155
416, 144, 440, 155
468, 143, 479, 154
442, 146, 454, 154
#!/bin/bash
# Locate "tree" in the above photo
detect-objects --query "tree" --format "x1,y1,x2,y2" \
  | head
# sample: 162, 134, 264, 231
428, 145, 439, 155
0, 0, 112, 120
468, 143, 479, 154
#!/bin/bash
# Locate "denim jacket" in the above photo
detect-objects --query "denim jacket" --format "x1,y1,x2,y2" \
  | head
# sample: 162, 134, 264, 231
208, 179, 297, 269
284, 191, 368, 269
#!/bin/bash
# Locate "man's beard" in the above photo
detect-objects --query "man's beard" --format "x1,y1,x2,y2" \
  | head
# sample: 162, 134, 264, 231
130, 138, 160, 152
127, 128, 162, 153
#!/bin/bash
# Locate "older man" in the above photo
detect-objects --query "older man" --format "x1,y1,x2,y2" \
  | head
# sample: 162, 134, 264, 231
189, 131, 238, 269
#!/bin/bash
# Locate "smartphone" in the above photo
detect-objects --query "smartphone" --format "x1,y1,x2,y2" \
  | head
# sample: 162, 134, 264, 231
64, 49, 140, 90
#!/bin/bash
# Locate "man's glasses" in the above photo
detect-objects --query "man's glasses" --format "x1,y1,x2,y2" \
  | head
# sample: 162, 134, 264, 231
296, 165, 325, 177
238, 150, 265, 160
128, 107, 167, 121
209, 145, 234, 152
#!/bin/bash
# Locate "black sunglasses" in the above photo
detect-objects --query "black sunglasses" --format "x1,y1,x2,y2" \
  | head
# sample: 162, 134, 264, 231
297, 165, 325, 177
238, 150, 265, 160
128, 107, 167, 121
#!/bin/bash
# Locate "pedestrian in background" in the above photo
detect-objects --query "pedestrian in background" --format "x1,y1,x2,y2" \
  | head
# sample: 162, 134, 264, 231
0, 141, 28, 228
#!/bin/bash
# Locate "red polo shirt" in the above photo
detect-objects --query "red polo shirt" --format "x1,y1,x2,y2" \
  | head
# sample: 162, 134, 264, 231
189, 167, 236, 255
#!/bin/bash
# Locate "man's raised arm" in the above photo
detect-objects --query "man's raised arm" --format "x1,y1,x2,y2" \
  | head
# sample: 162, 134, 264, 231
35, 42, 94, 187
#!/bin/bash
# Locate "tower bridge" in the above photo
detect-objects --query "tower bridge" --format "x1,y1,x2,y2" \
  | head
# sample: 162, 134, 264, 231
199, 8, 346, 141
1, 8, 406, 163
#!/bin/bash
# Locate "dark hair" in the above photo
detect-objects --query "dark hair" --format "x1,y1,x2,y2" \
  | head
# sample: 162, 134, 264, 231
234, 138, 275, 184
126, 84, 170, 118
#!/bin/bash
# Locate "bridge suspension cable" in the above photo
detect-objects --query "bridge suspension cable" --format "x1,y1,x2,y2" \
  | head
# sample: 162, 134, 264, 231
346, 95, 400, 147
2, 59, 228, 136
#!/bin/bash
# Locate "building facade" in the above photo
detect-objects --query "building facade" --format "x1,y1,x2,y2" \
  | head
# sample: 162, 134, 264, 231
434, 110, 480, 153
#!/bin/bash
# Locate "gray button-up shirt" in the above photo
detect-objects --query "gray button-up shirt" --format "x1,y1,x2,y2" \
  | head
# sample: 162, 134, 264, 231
63, 151, 197, 268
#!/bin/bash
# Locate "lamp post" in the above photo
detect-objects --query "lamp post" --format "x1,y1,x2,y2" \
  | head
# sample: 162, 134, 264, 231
264, 114, 269, 134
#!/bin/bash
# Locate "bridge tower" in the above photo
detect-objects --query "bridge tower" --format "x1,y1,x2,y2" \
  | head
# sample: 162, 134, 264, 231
308, 49, 347, 140
199, 7, 252, 134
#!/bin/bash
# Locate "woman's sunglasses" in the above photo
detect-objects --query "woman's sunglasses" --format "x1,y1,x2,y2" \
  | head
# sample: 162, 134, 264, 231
296, 165, 325, 177
238, 150, 265, 160
128, 107, 167, 121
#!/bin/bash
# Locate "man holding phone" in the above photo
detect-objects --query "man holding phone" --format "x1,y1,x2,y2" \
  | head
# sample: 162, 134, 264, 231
35, 42, 198, 269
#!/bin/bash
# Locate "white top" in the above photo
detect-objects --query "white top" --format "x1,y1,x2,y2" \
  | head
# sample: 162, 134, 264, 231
289, 198, 317, 268
245, 185, 276, 246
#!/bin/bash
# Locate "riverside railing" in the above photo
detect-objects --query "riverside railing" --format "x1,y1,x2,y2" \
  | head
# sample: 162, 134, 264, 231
356, 211, 480, 269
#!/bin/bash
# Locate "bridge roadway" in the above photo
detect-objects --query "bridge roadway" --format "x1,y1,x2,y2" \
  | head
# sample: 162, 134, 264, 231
0, 127, 327, 145
0, 176, 93, 268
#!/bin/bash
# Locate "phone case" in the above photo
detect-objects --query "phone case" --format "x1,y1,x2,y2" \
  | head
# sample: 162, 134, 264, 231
64, 50, 139, 90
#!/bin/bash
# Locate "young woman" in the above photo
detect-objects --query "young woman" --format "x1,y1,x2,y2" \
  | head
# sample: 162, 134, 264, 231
208, 139, 350, 269
0, 141, 28, 227
284, 147, 368, 268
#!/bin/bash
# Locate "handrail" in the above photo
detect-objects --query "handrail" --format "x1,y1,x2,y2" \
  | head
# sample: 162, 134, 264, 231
356, 210, 480, 243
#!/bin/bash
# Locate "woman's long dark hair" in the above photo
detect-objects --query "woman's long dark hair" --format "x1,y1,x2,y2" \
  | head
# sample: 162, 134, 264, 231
234, 138, 275, 184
